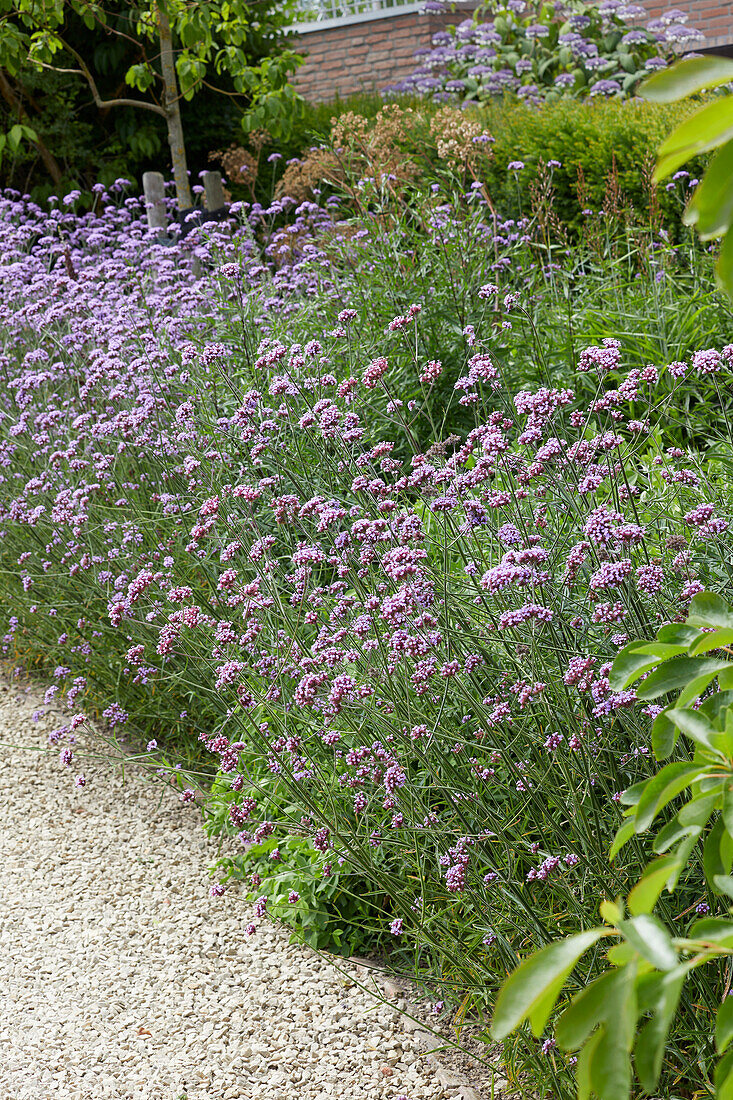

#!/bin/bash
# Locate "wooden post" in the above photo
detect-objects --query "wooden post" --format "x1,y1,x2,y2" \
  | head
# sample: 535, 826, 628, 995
142, 171, 168, 232
202, 170, 226, 211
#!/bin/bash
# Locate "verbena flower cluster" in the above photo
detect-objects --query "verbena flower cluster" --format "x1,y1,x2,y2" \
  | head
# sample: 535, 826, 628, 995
388, 0, 703, 104
0, 167, 730, 1085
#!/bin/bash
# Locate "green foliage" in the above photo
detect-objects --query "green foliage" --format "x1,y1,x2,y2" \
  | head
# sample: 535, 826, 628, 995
476, 95, 705, 233
640, 55, 733, 298
398, 0, 699, 105
204, 773, 377, 953
0, 0, 303, 193
263, 95, 705, 237
0, 119, 35, 166
492, 593, 733, 1098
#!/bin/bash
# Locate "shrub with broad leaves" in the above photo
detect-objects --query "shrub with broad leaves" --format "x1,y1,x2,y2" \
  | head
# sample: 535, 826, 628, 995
492, 592, 733, 1098
387, 0, 703, 105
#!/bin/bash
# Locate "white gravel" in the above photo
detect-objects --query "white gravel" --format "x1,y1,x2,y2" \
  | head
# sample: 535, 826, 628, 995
0, 676, 464, 1100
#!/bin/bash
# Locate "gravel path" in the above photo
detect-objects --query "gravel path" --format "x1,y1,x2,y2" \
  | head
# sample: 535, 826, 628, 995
0, 677, 460, 1100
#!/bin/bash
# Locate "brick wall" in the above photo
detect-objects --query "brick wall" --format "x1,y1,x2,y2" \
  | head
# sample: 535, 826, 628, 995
293, 0, 732, 104
642, 0, 731, 49
293, 5, 479, 102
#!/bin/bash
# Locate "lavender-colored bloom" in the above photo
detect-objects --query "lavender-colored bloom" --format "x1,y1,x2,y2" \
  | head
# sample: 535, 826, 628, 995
664, 22, 704, 45
590, 78, 622, 96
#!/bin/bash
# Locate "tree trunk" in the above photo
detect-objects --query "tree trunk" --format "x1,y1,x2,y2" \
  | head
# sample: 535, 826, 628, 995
157, 3, 192, 211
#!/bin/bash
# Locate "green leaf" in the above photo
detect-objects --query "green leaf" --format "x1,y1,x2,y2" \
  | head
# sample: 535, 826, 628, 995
610, 641, 663, 691
620, 780, 649, 808
634, 763, 703, 832
652, 818, 699, 854
600, 899, 623, 925
556, 970, 619, 1050
654, 99, 733, 182
690, 917, 733, 948
677, 790, 721, 829
652, 709, 679, 759
685, 140, 733, 241
723, 786, 733, 838
577, 1027, 603, 1100
491, 929, 605, 1041
589, 964, 637, 1100
665, 708, 723, 755
657, 624, 703, 646
716, 1049, 733, 1100
690, 630, 733, 657
705, 817, 733, 892
610, 818, 637, 861
628, 856, 681, 915
640, 55, 733, 102
715, 875, 733, 899
634, 967, 688, 1091
717, 226, 733, 301
635, 657, 729, 700
690, 593, 733, 629
7, 123, 24, 153
617, 915, 678, 970
718, 997, 733, 1055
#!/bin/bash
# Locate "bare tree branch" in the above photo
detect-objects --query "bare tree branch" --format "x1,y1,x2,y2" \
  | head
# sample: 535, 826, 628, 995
48, 36, 167, 116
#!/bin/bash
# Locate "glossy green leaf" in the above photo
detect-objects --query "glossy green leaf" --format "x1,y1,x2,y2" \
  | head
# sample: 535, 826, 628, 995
652, 818, 699, 855
689, 593, 733, 630
690, 628, 733, 656
491, 929, 605, 1040
716, 1049, 733, 1100
610, 641, 664, 691
607, 941, 639, 966
635, 657, 729, 700
690, 917, 733, 948
634, 763, 703, 832
717, 226, 733, 301
717, 996, 733, 1054
653, 99, 733, 182
685, 140, 733, 241
657, 624, 703, 646
639, 55, 733, 102
722, 786, 733, 838
667, 829, 707, 894
588, 964, 637, 1100
556, 970, 619, 1050
715, 875, 733, 899
677, 790, 721, 829
617, 914, 678, 970
635, 967, 687, 1091
652, 709, 679, 759
679, 670, 733, 708
628, 856, 681, 915
705, 818, 733, 892
620, 780, 650, 808
610, 818, 636, 860
665, 708, 723, 755
577, 1026, 603, 1100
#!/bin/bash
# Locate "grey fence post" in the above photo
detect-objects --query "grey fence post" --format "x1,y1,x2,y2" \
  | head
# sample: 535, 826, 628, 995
202, 170, 226, 210
142, 171, 168, 233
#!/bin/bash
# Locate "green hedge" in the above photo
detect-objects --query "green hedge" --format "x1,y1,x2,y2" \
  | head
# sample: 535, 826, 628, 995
268, 92, 704, 235
476, 94, 705, 230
